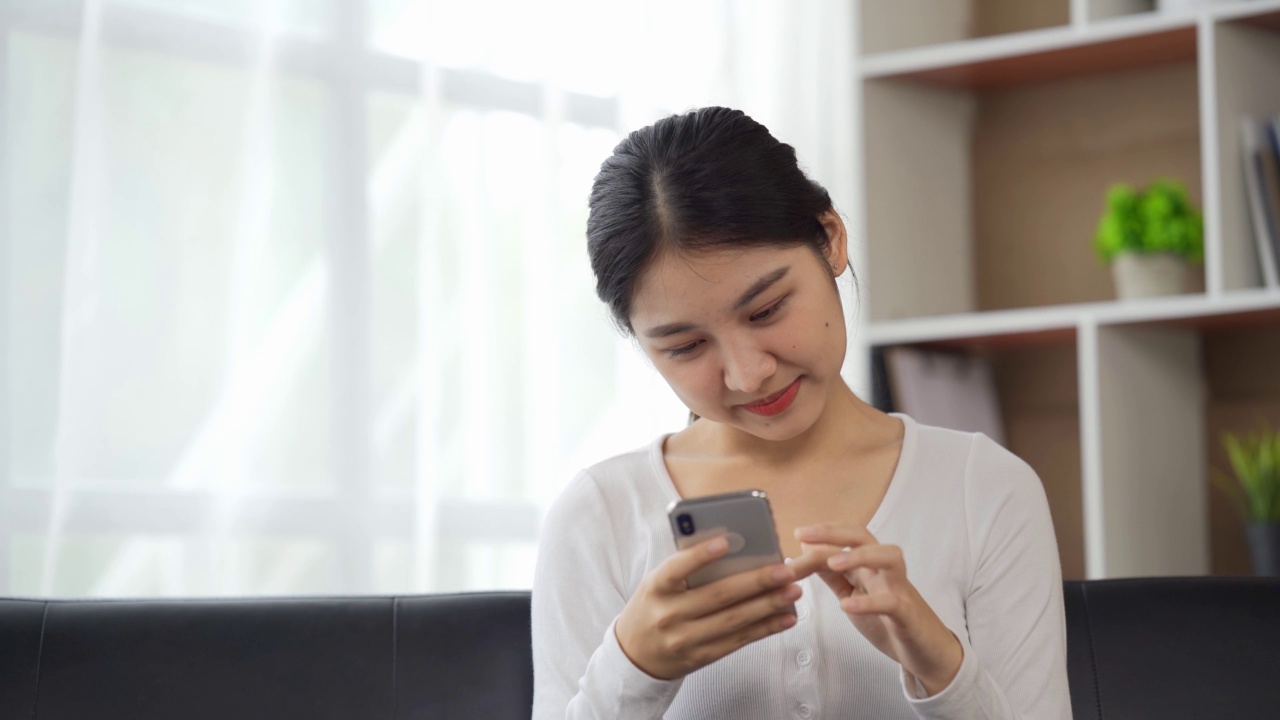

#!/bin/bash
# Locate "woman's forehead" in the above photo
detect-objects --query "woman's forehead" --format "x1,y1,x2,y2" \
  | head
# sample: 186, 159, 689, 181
630, 245, 811, 321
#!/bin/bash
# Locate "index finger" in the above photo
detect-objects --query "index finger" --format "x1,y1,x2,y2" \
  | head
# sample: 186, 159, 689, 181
788, 544, 845, 579
653, 535, 732, 593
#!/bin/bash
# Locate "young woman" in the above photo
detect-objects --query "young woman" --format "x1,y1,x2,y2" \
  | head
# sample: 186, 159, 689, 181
532, 107, 1071, 719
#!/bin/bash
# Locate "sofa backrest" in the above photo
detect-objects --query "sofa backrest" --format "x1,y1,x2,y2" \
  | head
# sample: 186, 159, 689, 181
3, 578, 1279, 719
0, 593, 531, 720
1064, 577, 1280, 720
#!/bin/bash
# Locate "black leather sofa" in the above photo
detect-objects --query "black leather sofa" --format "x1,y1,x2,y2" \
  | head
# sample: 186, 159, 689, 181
2, 577, 1278, 719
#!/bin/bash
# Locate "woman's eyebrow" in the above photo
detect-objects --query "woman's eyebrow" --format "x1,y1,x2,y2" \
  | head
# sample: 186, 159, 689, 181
732, 266, 790, 311
645, 321, 697, 339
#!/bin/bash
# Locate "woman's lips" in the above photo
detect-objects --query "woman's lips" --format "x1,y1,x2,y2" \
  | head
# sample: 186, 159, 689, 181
741, 378, 801, 416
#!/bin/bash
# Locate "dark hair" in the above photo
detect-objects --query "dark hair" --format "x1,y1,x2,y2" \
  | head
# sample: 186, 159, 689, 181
586, 106, 844, 334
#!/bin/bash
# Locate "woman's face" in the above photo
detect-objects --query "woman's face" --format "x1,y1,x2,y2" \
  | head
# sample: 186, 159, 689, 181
629, 218, 849, 443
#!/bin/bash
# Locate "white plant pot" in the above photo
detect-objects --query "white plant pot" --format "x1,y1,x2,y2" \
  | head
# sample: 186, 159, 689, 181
1111, 252, 1189, 300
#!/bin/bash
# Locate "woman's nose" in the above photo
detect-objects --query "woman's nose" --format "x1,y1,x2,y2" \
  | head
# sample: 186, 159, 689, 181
721, 341, 776, 395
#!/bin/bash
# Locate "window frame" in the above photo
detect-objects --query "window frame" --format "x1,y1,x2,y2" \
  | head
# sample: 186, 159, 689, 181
0, 0, 616, 596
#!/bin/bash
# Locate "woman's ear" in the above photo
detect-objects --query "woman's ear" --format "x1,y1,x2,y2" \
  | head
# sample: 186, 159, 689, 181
819, 209, 849, 277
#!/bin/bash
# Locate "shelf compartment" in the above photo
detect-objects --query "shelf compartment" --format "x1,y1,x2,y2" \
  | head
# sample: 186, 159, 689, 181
1086, 322, 1209, 577
1203, 323, 1280, 575
1209, 10, 1280, 292
1089, 311, 1280, 578
865, 56, 1204, 322
996, 343, 1087, 581
974, 62, 1205, 312
860, 0, 1071, 57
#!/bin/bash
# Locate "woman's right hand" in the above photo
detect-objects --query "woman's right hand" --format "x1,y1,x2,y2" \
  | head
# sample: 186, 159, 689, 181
613, 535, 803, 680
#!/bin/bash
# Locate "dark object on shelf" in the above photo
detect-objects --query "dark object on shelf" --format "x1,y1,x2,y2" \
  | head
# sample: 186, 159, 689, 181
3, 578, 1280, 719
1241, 116, 1280, 288
869, 345, 896, 413
883, 346, 1006, 445
1246, 523, 1280, 577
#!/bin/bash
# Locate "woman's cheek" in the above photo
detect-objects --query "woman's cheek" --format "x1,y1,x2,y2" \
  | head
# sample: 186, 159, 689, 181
662, 361, 712, 408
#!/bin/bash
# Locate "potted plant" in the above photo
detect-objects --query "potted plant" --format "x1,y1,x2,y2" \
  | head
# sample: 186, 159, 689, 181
1094, 179, 1204, 300
1213, 422, 1280, 577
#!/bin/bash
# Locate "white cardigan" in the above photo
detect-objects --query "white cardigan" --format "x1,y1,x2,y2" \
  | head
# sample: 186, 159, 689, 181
532, 414, 1072, 720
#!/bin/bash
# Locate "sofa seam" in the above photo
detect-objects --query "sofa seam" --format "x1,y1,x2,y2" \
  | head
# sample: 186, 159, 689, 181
1078, 584, 1103, 720
29, 601, 50, 720
391, 596, 399, 720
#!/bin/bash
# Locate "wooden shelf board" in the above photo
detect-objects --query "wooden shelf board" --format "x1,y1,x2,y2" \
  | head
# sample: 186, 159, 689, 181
1241, 12, 1280, 32
867, 288, 1280, 348
916, 327, 1078, 352
1099, 287, 1280, 326
1129, 0, 1280, 25
1215, 1, 1280, 29
867, 305, 1082, 348
1114, 302, 1280, 333
861, 15, 1197, 89
859, 1, 1280, 89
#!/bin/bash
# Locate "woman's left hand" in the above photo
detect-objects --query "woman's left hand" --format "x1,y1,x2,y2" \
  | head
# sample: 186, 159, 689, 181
791, 523, 964, 696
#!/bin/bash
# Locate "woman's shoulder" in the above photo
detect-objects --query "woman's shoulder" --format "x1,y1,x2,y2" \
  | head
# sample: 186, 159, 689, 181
546, 435, 673, 522
901, 414, 1043, 500
899, 415, 1052, 557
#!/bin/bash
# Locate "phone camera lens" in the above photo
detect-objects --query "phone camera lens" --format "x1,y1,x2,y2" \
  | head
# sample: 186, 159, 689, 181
677, 513, 695, 536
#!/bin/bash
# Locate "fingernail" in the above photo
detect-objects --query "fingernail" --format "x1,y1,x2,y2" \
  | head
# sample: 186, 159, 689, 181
828, 555, 849, 570
708, 537, 729, 554
783, 584, 802, 601
772, 567, 793, 583
793, 527, 812, 539
780, 613, 797, 628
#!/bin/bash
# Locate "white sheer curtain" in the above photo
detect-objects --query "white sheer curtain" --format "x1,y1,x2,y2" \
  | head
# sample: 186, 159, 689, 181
1, 0, 857, 598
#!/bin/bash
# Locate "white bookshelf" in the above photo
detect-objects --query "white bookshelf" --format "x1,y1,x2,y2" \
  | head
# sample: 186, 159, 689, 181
851, 0, 1280, 580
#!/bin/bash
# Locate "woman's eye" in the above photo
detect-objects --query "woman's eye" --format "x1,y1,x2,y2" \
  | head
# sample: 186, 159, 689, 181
750, 298, 787, 322
667, 340, 702, 358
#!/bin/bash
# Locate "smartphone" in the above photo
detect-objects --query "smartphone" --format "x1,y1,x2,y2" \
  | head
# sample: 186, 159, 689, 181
667, 490, 789, 591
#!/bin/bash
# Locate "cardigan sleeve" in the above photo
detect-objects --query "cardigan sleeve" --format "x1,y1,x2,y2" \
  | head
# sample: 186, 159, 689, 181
531, 471, 683, 720
900, 434, 1073, 720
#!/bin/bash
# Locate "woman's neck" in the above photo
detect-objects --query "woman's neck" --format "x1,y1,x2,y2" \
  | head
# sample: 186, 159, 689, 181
708, 380, 884, 468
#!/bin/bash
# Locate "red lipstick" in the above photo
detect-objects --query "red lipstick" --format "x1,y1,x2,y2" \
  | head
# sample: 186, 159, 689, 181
741, 378, 801, 417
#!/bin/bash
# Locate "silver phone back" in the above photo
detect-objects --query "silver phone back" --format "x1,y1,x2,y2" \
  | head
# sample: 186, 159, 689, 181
667, 490, 785, 588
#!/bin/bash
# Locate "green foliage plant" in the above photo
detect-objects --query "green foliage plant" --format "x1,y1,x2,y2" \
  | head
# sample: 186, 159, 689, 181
1094, 179, 1204, 264
1213, 422, 1280, 524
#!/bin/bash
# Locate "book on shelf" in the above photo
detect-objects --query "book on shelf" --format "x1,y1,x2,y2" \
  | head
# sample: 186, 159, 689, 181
1267, 117, 1280, 286
883, 347, 1006, 447
1241, 116, 1280, 289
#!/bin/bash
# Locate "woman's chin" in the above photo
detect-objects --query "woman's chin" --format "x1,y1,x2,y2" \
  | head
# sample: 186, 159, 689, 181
732, 404, 822, 442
